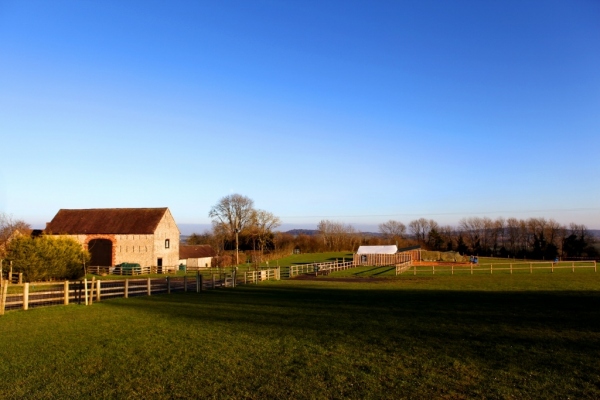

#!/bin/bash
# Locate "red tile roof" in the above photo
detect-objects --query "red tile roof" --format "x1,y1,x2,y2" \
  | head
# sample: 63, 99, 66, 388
179, 245, 216, 259
45, 208, 170, 235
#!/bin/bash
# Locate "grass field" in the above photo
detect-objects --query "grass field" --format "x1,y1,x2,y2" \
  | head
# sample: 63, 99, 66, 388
1, 271, 599, 399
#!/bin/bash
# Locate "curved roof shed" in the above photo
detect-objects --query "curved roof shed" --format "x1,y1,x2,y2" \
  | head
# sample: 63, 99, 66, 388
356, 245, 398, 254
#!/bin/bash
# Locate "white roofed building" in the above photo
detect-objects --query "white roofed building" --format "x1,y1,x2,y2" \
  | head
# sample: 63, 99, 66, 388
356, 245, 398, 255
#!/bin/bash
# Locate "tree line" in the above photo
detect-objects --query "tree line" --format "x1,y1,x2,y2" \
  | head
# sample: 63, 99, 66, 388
191, 196, 598, 262
397, 216, 597, 260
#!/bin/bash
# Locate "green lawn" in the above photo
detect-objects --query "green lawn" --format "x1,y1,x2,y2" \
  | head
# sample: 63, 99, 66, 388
1, 273, 599, 398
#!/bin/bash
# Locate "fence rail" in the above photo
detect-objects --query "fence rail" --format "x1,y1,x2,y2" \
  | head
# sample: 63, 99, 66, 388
0, 267, 282, 315
289, 261, 355, 277
395, 261, 413, 275
398, 261, 597, 276
87, 265, 179, 275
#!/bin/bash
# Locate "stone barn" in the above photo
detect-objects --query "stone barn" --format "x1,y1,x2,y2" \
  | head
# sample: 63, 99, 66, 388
45, 208, 180, 270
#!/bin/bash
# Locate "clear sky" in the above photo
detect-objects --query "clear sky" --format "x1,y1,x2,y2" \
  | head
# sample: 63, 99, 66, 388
1, 1, 599, 233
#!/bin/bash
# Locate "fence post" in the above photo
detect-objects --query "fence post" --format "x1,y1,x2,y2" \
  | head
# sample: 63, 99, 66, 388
96, 280, 101, 302
433, 265, 435, 275
0, 280, 8, 315
124, 279, 129, 298
452, 265, 454, 275
530, 263, 532, 274
212, 274, 216, 289
572, 261, 575, 273
414, 265, 416, 275
84, 278, 89, 305
471, 264, 473, 275
23, 282, 29, 310
510, 263, 513, 274
18, 273, 23, 284
64, 281, 69, 305
491, 264, 493, 275
551, 263, 554, 273
147, 277, 151, 296
167, 277, 171, 294
184, 276, 188, 292
89, 277, 95, 305
595, 261, 597, 273
195, 272, 200, 293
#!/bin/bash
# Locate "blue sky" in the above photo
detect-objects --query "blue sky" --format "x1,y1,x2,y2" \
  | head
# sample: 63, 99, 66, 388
1, 1, 599, 233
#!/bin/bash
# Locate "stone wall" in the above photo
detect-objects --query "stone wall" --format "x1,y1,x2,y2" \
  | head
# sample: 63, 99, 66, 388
152, 208, 180, 268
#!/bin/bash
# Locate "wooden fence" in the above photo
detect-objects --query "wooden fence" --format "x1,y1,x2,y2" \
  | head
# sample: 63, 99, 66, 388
398, 261, 598, 276
242, 268, 280, 284
87, 265, 179, 275
289, 260, 355, 277
395, 261, 413, 275
0, 268, 282, 315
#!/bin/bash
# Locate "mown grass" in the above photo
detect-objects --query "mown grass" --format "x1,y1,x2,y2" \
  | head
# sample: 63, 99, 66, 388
1, 274, 599, 399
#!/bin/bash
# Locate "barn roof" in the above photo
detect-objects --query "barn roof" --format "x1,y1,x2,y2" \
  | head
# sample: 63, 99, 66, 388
356, 245, 398, 254
180, 245, 216, 259
45, 208, 171, 235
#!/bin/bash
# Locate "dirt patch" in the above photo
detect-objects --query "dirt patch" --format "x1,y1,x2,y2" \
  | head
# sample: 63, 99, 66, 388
412, 261, 472, 267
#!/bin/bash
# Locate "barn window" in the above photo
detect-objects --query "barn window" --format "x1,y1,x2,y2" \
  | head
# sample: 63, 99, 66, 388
165, 239, 170, 249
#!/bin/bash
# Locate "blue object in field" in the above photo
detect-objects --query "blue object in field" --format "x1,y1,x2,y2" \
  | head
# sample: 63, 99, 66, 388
473, 256, 479, 264
555, 257, 559, 262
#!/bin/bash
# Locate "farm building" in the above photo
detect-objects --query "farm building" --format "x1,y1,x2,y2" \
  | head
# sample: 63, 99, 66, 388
354, 245, 421, 266
45, 208, 180, 270
179, 245, 216, 270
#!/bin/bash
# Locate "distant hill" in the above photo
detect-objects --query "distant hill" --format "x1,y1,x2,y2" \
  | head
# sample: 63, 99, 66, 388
285, 229, 318, 236
284, 229, 382, 237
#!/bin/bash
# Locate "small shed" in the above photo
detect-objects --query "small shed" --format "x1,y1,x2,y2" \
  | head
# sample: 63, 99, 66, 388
179, 245, 216, 270
354, 245, 420, 266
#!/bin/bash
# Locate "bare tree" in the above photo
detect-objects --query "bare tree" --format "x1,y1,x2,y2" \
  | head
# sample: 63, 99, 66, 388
208, 194, 255, 264
409, 218, 430, 244
378, 220, 406, 243
459, 217, 484, 254
317, 220, 357, 251
253, 209, 281, 256
0, 213, 31, 257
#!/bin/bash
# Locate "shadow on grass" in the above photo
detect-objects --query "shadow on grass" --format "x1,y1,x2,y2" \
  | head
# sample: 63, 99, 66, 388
101, 284, 600, 345
22, 282, 600, 398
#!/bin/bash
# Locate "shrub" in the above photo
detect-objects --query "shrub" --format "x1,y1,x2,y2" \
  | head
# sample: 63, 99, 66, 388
421, 250, 466, 262
6, 235, 90, 282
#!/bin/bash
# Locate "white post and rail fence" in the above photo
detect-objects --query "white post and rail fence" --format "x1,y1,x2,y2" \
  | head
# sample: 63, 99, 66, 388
398, 260, 597, 276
